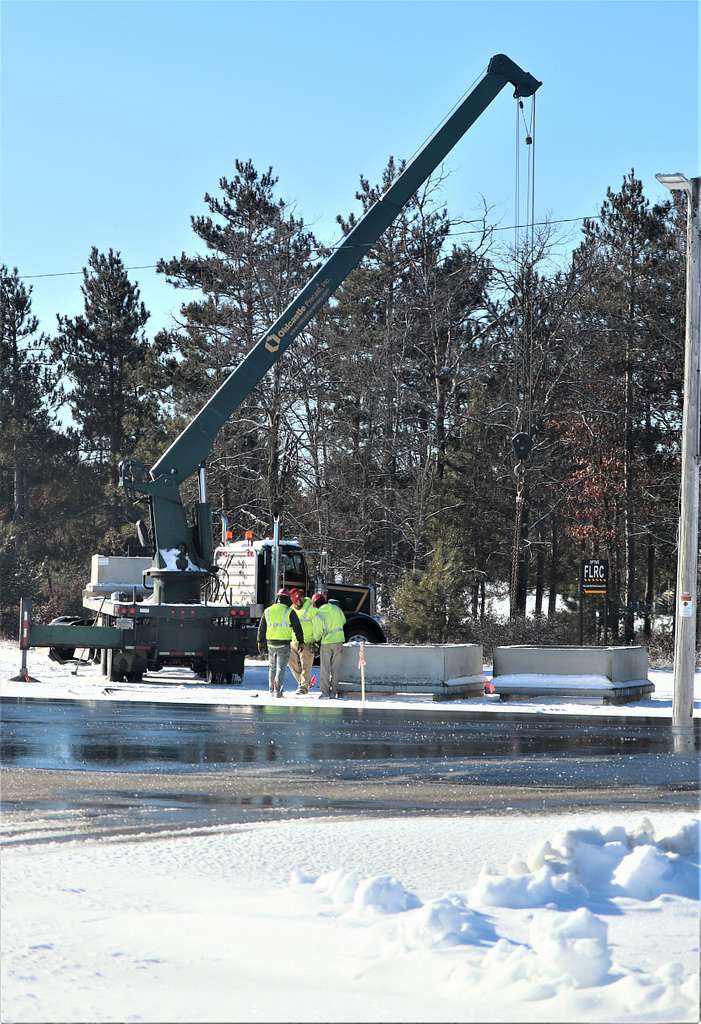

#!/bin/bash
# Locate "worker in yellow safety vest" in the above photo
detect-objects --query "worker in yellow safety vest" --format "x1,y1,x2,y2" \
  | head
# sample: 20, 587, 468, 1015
288, 588, 317, 695
311, 593, 346, 699
258, 588, 304, 697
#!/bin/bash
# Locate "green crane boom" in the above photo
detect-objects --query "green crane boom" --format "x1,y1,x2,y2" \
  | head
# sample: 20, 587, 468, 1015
121, 54, 541, 602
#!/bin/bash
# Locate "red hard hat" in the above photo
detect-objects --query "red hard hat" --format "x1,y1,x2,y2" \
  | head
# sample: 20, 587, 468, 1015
289, 587, 304, 602
276, 587, 291, 598
311, 592, 327, 607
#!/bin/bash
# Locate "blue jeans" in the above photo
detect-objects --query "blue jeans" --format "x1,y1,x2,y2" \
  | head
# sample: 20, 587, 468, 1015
268, 644, 291, 694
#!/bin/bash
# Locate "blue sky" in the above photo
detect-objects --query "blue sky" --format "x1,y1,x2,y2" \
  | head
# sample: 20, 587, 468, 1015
2, 0, 698, 338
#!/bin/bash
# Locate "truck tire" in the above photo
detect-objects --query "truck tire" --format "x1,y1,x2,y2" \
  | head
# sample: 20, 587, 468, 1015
105, 648, 122, 682
192, 658, 207, 679
344, 620, 384, 645
207, 670, 243, 685
207, 667, 230, 685
106, 649, 137, 683
47, 615, 97, 664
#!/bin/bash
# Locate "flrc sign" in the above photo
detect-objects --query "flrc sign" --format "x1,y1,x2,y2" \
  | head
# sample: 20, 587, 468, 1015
581, 559, 608, 596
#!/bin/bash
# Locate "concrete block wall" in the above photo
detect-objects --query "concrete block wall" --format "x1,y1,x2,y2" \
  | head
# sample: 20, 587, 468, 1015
492, 645, 649, 682
90, 555, 152, 587
338, 643, 484, 685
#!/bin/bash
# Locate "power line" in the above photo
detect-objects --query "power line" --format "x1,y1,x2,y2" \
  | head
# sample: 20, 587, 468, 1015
17, 214, 602, 281
20, 263, 159, 280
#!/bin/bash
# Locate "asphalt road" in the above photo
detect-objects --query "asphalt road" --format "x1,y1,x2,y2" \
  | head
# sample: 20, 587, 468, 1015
1, 697, 698, 844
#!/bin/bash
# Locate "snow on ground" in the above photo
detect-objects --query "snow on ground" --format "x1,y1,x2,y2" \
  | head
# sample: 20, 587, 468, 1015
2, 639, 699, 1021
1, 812, 699, 1022
1, 640, 699, 719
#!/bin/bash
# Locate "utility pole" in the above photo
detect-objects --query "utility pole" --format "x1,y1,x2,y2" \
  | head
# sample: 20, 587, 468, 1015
656, 173, 700, 737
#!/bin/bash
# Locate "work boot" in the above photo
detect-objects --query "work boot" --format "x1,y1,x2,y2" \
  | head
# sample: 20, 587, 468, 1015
276, 689, 285, 698
295, 687, 308, 695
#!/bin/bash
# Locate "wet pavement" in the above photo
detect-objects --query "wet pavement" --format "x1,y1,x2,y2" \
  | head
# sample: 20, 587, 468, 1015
1, 697, 699, 844
3, 696, 700, 772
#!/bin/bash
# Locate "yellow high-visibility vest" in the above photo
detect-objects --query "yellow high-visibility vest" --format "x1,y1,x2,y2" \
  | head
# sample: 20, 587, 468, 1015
292, 598, 317, 643
264, 602, 292, 641
314, 603, 346, 645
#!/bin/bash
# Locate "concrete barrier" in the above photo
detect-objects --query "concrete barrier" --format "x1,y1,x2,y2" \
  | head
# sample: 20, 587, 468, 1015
338, 643, 486, 701
492, 645, 654, 704
83, 554, 152, 603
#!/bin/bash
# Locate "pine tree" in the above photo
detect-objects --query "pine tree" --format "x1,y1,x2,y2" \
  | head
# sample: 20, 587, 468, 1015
389, 537, 469, 643
0, 266, 57, 542
0, 266, 79, 631
316, 161, 493, 592
157, 160, 317, 534
52, 247, 151, 539
568, 172, 678, 641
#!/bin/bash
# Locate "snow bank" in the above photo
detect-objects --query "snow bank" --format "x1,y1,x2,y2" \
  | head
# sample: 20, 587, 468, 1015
287, 817, 699, 1018
479, 907, 610, 992
306, 868, 422, 914
2, 813, 699, 1023
477, 923, 697, 1019
529, 907, 611, 987
300, 868, 494, 946
470, 817, 700, 907
396, 894, 497, 949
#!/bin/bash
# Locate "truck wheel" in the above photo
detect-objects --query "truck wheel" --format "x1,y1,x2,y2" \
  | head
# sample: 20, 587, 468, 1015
206, 668, 242, 685
124, 653, 147, 683
106, 648, 123, 682
47, 615, 76, 662
344, 623, 380, 644
48, 646, 74, 664
106, 649, 132, 682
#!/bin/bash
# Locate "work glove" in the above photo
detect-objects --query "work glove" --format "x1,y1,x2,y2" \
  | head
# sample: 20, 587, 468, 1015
258, 645, 267, 657
313, 642, 321, 657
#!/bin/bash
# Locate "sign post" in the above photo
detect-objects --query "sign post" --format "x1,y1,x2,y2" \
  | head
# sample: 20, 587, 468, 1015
580, 560, 609, 646
655, 173, 699, 736
359, 642, 366, 704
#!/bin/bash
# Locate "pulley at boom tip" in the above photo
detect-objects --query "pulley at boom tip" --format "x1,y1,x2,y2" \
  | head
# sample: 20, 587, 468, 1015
487, 54, 542, 98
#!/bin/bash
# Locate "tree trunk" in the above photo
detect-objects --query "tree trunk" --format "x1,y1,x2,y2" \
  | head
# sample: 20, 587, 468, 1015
534, 524, 545, 616
547, 515, 560, 619
12, 442, 25, 554
643, 535, 655, 638
516, 492, 530, 615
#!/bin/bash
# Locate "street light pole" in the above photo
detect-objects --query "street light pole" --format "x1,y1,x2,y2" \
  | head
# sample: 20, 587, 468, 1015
656, 173, 700, 735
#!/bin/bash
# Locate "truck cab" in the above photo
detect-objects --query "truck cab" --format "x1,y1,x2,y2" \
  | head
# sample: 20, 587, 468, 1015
213, 537, 386, 644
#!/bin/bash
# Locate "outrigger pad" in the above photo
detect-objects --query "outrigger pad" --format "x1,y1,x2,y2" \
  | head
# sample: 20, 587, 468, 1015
10, 669, 40, 682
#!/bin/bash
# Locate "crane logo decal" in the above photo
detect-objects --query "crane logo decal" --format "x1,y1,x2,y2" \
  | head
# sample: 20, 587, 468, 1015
264, 281, 332, 353
265, 304, 308, 352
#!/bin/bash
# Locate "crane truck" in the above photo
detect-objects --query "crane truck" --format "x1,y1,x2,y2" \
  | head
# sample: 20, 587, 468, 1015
18, 54, 541, 684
